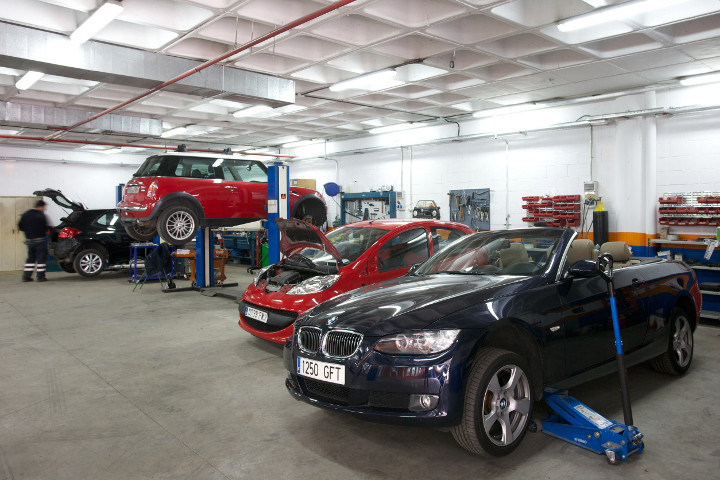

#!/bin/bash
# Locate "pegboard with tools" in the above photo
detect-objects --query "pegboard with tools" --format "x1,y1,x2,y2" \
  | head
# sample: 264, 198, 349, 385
448, 189, 490, 231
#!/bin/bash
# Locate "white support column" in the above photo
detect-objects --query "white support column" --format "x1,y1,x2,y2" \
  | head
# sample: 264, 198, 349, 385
644, 91, 658, 245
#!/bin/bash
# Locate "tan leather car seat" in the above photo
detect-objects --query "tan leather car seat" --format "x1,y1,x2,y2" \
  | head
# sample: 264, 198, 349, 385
567, 239, 599, 265
499, 243, 529, 268
600, 241, 639, 268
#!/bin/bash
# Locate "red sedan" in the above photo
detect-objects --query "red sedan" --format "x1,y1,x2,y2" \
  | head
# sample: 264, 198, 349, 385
239, 219, 473, 344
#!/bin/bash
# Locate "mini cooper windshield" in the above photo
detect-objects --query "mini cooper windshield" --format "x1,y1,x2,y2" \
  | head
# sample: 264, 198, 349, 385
416, 228, 565, 276
294, 226, 387, 266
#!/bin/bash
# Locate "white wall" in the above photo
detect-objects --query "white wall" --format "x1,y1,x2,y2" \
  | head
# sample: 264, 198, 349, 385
288, 83, 720, 242
0, 145, 143, 225
1, 82, 719, 239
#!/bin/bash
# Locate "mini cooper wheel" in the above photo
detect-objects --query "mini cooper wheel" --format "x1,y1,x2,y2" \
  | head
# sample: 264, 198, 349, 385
650, 307, 694, 375
58, 261, 75, 273
73, 249, 105, 277
124, 224, 158, 242
158, 206, 198, 245
452, 348, 533, 457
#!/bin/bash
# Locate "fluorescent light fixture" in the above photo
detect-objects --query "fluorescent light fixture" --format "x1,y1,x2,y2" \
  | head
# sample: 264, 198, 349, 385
680, 71, 720, 86
246, 148, 270, 153
0, 128, 20, 135
101, 148, 123, 154
233, 105, 272, 117
329, 69, 397, 92
15, 71, 44, 90
473, 103, 547, 118
282, 139, 324, 148
369, 123, 421, 135
558, 0, 691, 31
161, 127, 187, 138
70, 1, 124, 44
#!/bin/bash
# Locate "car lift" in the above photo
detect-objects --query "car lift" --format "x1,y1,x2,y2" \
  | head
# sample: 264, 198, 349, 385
531, 253, 645, 465
192, 161, 289, 289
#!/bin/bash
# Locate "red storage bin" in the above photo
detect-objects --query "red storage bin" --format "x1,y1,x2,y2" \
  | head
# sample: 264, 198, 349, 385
522, 204, 530, 210
522, 196, 540, 201
699, 218, 710, 225
522, 217, 536, 222
688, 220, 699, 226
669, 220, 679, 225
686, 207, 699, 214
566, 219, 580, 227
677, 220, 689, 226
699, 207, 709, 214
659, 196, 683, 204
659, 218, 669, 225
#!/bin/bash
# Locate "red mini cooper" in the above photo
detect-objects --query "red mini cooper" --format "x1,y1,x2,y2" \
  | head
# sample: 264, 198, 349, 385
117, 152, 326, 245
239, 219, 473, 344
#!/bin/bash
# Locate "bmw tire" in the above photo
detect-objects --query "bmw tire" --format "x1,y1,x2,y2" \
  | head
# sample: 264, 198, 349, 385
650, 307, 694, 375
158, 206, 199, 245
452, 348, 534, 457
73, 249, 105, 277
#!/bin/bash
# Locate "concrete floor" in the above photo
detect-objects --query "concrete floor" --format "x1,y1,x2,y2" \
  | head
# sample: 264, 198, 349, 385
1, 264, 719, 480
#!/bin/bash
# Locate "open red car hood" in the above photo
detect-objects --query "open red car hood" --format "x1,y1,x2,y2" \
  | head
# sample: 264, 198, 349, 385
276, 219, 343, 265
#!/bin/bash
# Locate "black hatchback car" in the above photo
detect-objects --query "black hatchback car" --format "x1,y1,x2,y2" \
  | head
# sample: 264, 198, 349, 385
35, 189, 133, 277
284, 228, 700, 457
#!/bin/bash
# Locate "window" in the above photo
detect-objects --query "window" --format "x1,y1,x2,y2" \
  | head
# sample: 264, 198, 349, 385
133, 155, 268, 182
417, 229, 564, 276
377, 228, 429, 273
96, 212, 120, 226
431, 227, 467, 253
294, 227, 387, 265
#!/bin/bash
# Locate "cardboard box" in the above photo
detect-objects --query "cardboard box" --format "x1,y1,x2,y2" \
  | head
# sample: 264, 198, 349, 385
291, 179, 316, 190
659, 227, 669, 239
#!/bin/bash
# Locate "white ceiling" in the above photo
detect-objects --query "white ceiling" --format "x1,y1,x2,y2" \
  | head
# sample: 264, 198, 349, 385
2, 0, 720, 152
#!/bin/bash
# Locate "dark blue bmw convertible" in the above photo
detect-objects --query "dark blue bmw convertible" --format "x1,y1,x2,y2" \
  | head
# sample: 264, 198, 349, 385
284, 228, 700, 457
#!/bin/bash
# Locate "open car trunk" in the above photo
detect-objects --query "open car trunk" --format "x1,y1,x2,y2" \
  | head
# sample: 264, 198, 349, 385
34, 188, 85, 230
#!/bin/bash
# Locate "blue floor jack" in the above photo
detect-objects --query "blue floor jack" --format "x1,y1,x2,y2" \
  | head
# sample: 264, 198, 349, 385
530, 253, 644, 465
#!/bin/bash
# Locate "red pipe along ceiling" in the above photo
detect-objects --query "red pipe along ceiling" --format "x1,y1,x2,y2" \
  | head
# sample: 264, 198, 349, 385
0, 135, 296, 157
39, 0, 358, 142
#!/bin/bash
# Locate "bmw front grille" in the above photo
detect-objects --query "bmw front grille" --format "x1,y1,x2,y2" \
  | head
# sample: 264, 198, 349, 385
322, 330, 363, 358
298, 326, 322, 353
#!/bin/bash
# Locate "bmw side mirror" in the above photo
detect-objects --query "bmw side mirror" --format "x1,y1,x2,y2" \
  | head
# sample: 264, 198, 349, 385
568, 260, 599, 278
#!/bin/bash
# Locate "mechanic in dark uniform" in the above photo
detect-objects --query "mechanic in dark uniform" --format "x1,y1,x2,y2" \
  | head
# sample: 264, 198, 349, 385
18, 200, 50, 282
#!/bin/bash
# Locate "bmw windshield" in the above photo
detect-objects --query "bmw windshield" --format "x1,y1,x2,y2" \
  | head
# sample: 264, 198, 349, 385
416, 228, 564, 276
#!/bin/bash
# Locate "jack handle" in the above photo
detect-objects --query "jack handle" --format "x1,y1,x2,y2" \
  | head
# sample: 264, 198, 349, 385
596, 253, 614, 287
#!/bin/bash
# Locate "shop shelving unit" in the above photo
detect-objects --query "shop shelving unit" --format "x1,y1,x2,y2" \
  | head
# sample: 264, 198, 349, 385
658, 192, 720, 226
522, 195, 581, 227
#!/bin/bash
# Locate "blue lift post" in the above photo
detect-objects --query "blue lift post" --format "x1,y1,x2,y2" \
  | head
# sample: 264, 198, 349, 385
535, 253, 644, 465
194, 227, 213, 288
267, 162, 290, 265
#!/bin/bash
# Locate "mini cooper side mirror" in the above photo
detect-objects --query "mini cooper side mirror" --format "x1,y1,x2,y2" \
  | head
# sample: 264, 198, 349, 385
568, 260, 599, 278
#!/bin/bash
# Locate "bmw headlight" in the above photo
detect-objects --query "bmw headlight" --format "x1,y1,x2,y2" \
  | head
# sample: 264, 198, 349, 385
287, 275, 339, 295
252, 265, 272, 286
374, 330, 460, 355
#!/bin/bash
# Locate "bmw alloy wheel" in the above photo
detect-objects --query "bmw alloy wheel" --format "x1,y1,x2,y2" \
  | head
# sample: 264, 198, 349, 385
166, 211, 195, 241
672, 314, 693, 368
482, 364, 532, 447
